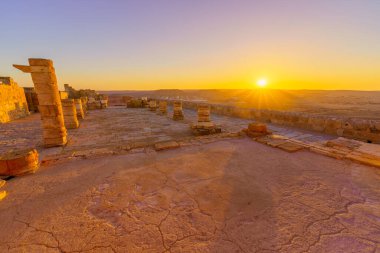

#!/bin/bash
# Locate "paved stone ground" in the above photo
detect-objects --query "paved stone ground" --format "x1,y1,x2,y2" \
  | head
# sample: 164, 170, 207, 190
1, 107, 379, 252
0, 106, 334, 156
0, 139, 379, 252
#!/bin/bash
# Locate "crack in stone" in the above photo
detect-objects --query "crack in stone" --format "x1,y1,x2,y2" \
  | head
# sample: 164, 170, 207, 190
13, 217, 63, 253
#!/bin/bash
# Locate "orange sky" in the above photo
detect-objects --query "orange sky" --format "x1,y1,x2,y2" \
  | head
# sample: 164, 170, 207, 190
2, 1, 379, 91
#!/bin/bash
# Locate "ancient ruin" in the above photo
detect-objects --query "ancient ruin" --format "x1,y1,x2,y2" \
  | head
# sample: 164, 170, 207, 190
158, 100, 167, 115
13, 58, 67, 147
80, 97, 88, 115
23, 87, 39, 112
74, 98, 85, 119
61, 99, 80, 129
149, 100, 157, 111
191, 104, 221, 135
2, 1, 379, 251
172, 100, 184, 120
0, 149, 39, 176
0, 77, 29, 123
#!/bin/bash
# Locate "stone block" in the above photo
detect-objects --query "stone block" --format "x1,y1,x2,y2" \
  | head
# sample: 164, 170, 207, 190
37, 92, 61, 106
44, 136, 67, 148
154, 141, 180, 151
277, 142, 304, 153
0, 149, 39, 176
75, 99, 85, 119
38, 105, 62, 117
248, 123, 267, 133
346, 152, 380, 168
43, 127, 67, 139
41, 115, 65, 129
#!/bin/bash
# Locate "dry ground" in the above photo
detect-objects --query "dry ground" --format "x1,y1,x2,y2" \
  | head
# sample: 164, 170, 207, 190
0, 108, 379, 253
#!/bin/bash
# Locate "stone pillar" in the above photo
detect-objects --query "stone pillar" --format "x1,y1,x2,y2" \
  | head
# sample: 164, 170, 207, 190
197, 104, 210, 122
61, 99, 79, 129
74, 99, 84, 119
149, 100, 157, 111
80, 97, 88, 115
13, 59, 67, 147
173, 101, 184, 120
158, 101, 167, 115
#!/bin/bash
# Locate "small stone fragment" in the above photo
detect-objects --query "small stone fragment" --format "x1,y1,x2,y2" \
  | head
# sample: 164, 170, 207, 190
277, 142, 304, 152
245, 122, 270, 137
154, 141, 180, 151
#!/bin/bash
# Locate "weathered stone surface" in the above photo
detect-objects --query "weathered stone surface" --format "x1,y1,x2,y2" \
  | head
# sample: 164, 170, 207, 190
0, 77, 29, 123
197, 104, 211, 122
154, 141, 180, 151
23, 87, 39, 112
277, 142, 304, 152
13, 58, 67, 148
62, 99, 80, 129
74, 99, 84, 119
149, 100, 157, 111
172, 100, 184, 120
0, 149, 39, 176
0, 140, 378, 252
80, 97, 88, 115
157, 100, 167, 115
179, 101, 380, 144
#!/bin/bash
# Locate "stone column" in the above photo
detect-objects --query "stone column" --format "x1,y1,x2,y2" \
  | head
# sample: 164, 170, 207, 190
197, 104, 210, 122
13, 59, 67, 147
173, 101, 184, 120
149, 100, 157, 111
80, 97, 88, 115
158, 101, 167, 115
61, 99, 79, 129
75, 99, 85, 119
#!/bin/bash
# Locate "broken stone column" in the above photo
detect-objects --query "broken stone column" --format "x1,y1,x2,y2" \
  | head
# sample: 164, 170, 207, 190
75, 99, 85, 119
13, 59, 67, 147
197, 104, 211, 122
0, 148, 39, 176
61, 99, 79, 129
149, 100, 157, 111
191, 104, 221, 135
173, 101, 184, 120
158, 101, 167, 115
80, 97, 88, 115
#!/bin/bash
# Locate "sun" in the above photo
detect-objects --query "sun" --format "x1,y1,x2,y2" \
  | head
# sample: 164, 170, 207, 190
256, 79, 268, 88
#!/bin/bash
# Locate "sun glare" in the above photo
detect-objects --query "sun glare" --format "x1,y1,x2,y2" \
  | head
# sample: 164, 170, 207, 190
256, 79, 268, 88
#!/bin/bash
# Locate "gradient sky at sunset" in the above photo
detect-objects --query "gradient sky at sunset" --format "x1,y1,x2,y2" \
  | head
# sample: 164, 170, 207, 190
1, 0, 379, 90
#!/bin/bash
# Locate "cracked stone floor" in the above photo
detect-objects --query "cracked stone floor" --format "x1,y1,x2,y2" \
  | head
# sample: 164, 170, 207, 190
0, 107, 380, 253
0, 106, 334, 156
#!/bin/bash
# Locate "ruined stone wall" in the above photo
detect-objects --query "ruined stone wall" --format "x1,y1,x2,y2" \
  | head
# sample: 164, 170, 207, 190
0, 77, 29, 123
173, 100, 380, 144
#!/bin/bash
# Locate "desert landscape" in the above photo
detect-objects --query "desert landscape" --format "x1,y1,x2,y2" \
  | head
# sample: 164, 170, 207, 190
1, 1, 379, 253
